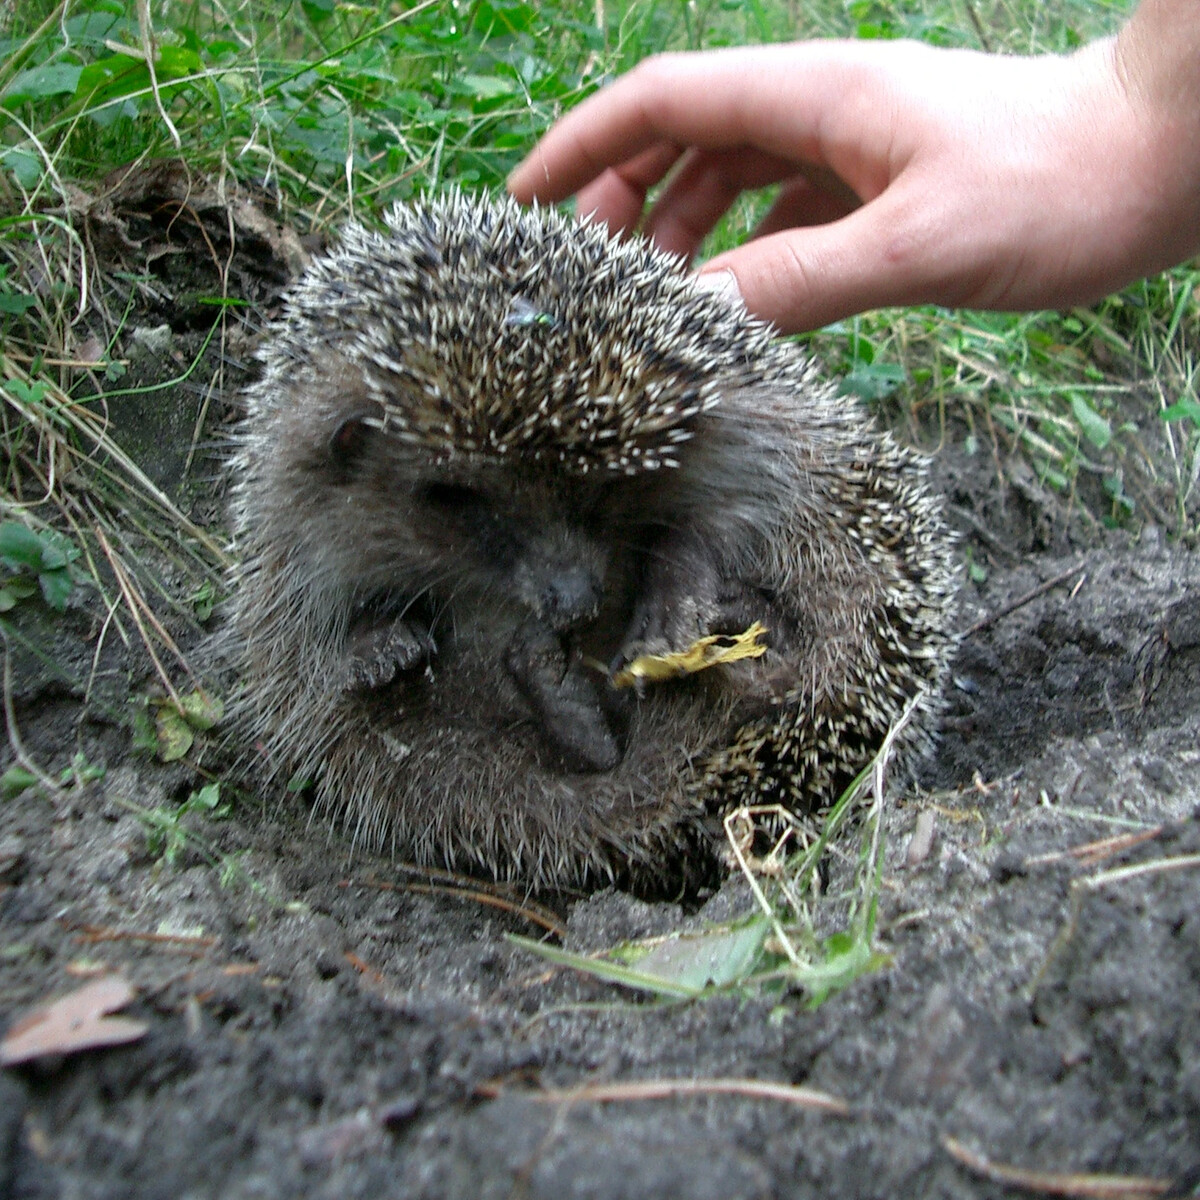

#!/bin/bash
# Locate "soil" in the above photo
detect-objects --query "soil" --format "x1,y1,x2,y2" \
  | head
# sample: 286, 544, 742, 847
2, 176, 1199, 1199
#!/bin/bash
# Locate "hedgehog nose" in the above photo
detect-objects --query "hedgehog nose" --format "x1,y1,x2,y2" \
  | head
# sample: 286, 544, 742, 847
541, 565, 603, 631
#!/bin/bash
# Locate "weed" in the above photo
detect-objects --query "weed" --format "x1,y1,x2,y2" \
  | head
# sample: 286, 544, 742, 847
132, 687, 224, 763
1, 748, 104, 798
0, 519, 81, 611
513, 701, 915, 1007
121, 781, 301, 907
140, 780, 229, 867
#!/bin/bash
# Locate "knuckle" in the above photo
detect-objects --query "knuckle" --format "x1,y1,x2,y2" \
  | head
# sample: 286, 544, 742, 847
627, 53, 688, 124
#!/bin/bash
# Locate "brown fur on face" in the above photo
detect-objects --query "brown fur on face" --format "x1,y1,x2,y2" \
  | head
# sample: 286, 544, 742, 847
224, 194, 958, 889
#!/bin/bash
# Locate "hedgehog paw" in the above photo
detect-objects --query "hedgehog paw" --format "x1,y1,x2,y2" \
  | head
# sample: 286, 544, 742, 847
615, 534, 765, 671
341, 616, 436, 693
506, 618, 621, 774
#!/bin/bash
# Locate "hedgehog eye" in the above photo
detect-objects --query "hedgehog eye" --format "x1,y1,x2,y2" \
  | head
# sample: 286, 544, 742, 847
417, 482, 483, 513
329, 414, 373, 466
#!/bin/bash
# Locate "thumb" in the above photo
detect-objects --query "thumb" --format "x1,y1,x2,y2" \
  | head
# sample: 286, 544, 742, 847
700, 197, 951, 333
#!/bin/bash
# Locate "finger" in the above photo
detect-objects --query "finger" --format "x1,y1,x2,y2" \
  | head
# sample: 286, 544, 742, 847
642, 147, 802, 259
508, 43, 870, 203
574, 142, 684, 236
753, 174, 860, 237
702, 188, 960, 333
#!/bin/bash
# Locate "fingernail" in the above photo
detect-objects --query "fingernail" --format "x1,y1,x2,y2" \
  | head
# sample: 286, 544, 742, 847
694, 268, 744, 310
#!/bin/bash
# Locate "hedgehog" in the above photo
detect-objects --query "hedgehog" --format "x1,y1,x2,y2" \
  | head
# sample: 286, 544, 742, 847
225, 191, 958, 890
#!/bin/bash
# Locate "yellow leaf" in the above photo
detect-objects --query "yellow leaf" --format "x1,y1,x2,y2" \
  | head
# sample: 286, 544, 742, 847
612, 621, 768, 689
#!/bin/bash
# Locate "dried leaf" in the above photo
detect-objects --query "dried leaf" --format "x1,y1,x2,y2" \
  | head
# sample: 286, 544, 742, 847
1, 976, 148, 1066
613, 621, 768, 689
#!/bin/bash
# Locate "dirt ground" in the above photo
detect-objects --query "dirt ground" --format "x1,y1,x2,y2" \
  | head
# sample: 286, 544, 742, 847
2, 179, 1199, 1199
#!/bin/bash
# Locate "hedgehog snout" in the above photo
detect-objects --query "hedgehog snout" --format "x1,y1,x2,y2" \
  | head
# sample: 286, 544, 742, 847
510, 533, 607, 633
523, 559, 605, 632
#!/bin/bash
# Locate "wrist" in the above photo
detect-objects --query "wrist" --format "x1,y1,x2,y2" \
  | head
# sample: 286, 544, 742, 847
1067, 12, 1200, 285
1114, 0, 1200, 115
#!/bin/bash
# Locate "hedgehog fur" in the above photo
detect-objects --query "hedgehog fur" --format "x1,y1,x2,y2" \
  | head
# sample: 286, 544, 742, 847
225, 192, 958, 889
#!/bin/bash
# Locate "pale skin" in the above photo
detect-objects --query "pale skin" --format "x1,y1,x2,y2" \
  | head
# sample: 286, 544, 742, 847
507, 0, 1200, 334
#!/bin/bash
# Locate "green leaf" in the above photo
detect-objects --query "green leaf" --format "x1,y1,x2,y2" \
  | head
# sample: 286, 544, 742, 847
130, 703, 159, 755
64, 9, 125, 46
0, 525, 76, 609
1103, 472, 1135, 515
38, 567, 73, 612
632, 918, 769, 991
2, 63, 84, 104
179, 689, 223, 731
1069, 393, 1111, 450
155, 708, 194, 762
0, 523, 46, 572
839, 362, 905, 403
37, 529, 79, 569
156, 45, 203, 79
74, 56, 148, 117
0, 147, 40, 189
1161, 398, 1200, 426
1, 765, 39, 799
508, 935, 705, 998
6, 379, 45, 405
454, 73, 517, 102
188, 782, 222, 812
0, 578, 37, 610
803, 935, 891, 1009
61, 754, 105, 786
0, 290, 36, 315
192, 581, 216, 622
513, 918, 770, 997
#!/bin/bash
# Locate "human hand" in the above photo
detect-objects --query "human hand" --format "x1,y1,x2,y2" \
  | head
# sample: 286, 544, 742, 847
507, 26, 1200, 332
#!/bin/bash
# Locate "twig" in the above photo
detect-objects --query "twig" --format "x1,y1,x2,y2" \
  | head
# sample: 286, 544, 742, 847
949, 504, 1023, 564
963, 563, 1087, 639
960, 0, 993, 51
944, 1135, 1169, 1197
70, 923, 218, 951
1029, 853, 1200, 1000
477, 1076, 850, 1116
1023, 826, 1164, 869
355, 871, 568, 939
344, 952, 386, 984
136, 0, 182, 149
94, 525, 187, 709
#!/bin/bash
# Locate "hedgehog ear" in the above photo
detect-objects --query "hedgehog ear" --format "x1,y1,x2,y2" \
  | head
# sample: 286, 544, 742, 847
329, 413, 373, 467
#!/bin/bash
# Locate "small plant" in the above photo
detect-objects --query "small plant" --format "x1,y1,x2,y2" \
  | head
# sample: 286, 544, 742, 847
513, 700, 916, 1007
0, 520, 80, 612
132, 689, 224, 763
964, 545, 988, 585
1, 750, 104, 799
831, 319, 908, 405
1160, 394, 1200, 534
140, 781, 229, 868
123, 781, 291, 904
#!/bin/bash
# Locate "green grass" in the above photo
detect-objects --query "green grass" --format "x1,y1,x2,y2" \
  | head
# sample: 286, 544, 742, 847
806, 272, 1200, 534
